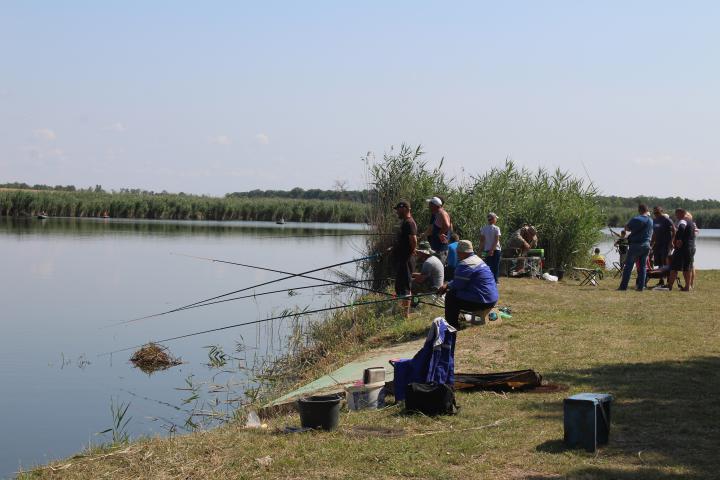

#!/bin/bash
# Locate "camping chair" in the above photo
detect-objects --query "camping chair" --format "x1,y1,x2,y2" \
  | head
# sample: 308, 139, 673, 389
571, 267, 604, 286
646, 267, 684, 290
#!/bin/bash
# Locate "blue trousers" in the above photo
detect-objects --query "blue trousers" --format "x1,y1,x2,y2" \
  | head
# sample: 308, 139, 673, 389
483, 251, 501, 283
619, 243, 650, 290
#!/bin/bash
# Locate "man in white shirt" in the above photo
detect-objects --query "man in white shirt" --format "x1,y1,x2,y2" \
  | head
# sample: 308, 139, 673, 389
479, 212, 502, 283
412, 242, 445, 306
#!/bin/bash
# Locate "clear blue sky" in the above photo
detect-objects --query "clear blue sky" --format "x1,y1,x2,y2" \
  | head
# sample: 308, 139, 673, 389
2, 1, 718, 198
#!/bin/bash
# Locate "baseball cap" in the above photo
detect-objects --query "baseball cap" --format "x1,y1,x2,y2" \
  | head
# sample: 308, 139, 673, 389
426, 196, 443, 207
393, 200, 411, 210
487, 212, 498, 220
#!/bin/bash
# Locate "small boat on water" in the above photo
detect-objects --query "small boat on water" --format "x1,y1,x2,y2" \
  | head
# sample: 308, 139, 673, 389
37, 213, 49, 219
276, 217, 286, 225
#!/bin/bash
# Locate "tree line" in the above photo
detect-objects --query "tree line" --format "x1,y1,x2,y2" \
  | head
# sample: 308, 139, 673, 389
3, 181, 720, 228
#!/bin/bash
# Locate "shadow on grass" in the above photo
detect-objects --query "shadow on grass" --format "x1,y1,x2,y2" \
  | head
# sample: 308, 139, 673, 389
527, 356, 720, 479
525, 467, 687, 480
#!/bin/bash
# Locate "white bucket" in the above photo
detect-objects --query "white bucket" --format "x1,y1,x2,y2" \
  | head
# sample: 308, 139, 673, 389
345, 382, 384, 410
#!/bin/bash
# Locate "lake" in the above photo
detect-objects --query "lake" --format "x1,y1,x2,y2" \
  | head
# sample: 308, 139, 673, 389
1, 219, 719, 477
0, 218, 370, 477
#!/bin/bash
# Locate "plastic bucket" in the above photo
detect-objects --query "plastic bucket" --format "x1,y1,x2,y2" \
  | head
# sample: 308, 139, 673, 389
297, 394, 342, 430
345, 382, 384, 410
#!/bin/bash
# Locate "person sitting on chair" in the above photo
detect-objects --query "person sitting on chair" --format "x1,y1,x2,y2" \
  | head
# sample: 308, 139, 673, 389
591, 248, 606, 269
507, 224, 538, 274
411, 242, 445, 306
437, 240, 498, 329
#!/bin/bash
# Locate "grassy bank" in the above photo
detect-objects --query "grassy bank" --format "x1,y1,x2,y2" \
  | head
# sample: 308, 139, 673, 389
22, 271, 720, 479
0, 189, 367, 223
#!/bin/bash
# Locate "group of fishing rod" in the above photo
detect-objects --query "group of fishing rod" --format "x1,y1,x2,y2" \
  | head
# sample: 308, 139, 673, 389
104, 231, 441, 356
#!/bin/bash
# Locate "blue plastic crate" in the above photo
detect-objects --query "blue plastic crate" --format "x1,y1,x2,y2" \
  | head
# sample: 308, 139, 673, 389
563, 393, 613, 452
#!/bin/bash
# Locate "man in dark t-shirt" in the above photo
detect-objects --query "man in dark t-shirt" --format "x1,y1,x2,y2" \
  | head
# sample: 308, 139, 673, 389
392, 200, 417, 314
667, 208, 696, 291
651, 206, 675, 271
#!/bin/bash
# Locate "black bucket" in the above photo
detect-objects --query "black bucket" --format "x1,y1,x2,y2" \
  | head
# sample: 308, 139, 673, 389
297, 394, 342, 431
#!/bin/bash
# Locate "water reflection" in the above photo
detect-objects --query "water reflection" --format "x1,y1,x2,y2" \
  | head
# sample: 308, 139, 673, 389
0, 218, 368, 476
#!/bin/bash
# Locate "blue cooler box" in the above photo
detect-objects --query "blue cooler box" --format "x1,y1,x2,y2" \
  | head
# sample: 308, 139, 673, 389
563, 393, 613, 452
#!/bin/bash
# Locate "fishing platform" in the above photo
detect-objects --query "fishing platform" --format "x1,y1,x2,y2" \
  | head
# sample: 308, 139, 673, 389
264, 339, 424, 410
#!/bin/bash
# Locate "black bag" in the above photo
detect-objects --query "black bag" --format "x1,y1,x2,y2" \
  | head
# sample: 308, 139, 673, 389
404, 382, 458, 416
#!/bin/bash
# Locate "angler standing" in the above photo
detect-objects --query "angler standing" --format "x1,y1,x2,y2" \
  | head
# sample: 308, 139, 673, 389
392, 200, 417, 316
424, 196, 453, 265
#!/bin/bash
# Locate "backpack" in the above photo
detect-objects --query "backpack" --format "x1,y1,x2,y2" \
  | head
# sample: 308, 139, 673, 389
404, 382, 458, 416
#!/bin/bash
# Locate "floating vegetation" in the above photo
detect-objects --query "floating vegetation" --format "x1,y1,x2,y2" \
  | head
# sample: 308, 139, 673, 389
130, 343, 181, 374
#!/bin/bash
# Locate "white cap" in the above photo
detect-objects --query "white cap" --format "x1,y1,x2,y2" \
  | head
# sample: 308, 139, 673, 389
427, 196, 443, 207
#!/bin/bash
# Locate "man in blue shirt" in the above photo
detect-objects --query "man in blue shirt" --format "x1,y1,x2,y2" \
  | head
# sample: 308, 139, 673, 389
618, 204, 654, 291
437, 240, 499, 328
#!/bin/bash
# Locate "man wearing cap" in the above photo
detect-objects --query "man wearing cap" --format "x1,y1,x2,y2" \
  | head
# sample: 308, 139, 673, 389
392, 200, 418, 313
507, 224, 538, 274
479, 212, 502, 283
423, 196, 453, 265
411, 241, 445, 305
437, 240, 499, 329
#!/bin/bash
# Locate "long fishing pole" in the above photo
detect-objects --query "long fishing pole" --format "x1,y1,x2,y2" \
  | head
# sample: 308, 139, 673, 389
101, 294, 438, 357
254, 232, 395, 239
107, 279, 372, 327
173, 252, 444, 310
126, 254, 379, 323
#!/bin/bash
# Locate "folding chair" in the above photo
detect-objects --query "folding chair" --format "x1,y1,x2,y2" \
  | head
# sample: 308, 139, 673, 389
572, 267, 603, 286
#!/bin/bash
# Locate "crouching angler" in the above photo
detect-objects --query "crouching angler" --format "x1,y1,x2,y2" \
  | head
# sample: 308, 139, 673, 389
437, 240, 499, 329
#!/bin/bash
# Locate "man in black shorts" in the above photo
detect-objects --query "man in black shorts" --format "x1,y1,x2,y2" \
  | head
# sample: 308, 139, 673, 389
651, 206, 675, 286
392, 200, 417, 315
667, 208, 695, 291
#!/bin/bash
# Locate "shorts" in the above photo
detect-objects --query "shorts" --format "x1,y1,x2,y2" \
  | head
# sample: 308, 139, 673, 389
653, 243, 671, 267
671, 248, 694, 271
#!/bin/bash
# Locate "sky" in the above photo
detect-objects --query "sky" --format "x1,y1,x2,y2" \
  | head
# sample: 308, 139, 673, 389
1, 1, 719, 198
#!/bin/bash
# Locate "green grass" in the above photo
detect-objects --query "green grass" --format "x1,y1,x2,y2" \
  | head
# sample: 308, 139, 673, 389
20, 271, 720, 479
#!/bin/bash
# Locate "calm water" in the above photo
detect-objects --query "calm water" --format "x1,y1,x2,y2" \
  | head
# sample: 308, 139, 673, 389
0, 218, 369, 477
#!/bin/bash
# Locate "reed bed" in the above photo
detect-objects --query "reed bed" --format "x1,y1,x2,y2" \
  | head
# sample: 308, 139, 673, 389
0, 189, 368, 223
364, 146, 605, 271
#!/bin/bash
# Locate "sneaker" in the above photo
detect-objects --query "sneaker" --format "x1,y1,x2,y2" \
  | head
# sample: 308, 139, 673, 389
652, 285, 670, 291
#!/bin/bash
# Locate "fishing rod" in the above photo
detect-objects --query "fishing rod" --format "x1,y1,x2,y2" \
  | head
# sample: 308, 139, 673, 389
254, 232, 395, 239
101, 294, 439, 357
107, 279, 372, 327
173, 252, 444, 310
125, 254, 379, 323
